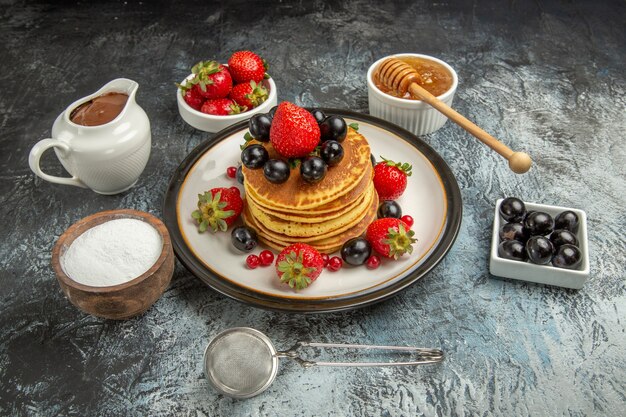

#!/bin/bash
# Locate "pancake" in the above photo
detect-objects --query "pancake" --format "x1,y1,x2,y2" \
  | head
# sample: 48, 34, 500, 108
244, 162, 373, 216
244, 190, 379, 253
248, 184, 375, 238
246, 187, 368, 224
242, 127, 371, 210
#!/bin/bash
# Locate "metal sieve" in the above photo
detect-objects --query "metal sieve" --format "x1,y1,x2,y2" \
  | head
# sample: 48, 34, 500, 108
203, 327, 444, 399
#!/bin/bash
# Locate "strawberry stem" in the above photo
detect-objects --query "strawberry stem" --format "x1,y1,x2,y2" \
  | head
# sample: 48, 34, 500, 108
277, 251, 315, 290
380, 156, 412, 176
382, 223, 417, 259
193, 190, 235, 233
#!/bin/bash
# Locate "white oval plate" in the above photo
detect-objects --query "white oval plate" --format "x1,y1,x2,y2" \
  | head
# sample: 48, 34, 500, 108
164, 109, 462, 312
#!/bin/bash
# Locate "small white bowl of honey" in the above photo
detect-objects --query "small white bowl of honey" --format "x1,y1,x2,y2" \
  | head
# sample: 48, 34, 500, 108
367, 53, 458, 136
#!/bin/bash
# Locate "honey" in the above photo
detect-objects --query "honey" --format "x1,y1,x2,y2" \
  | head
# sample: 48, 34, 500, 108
374, 56, 453, 99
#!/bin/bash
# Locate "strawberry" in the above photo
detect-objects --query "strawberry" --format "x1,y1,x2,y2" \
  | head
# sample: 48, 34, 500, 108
228, 51, 268, 83
182, 86, 205, 111
192, 187, 243, 232
366, 218, 417, 259
201, 98, 246, 116
270, 102, 321, 158
373, 157, 412, 200
229, 81, 269, 109
275, 243, 324, 290
186, 61, 233, 99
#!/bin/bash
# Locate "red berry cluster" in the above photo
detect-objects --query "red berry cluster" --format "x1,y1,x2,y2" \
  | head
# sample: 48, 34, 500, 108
320, 254, 343, 271
179, 51, 269, 116
246, 250, 275, 269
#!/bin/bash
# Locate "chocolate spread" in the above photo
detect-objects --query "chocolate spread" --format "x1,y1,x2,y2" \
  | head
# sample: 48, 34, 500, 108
70, 92, 128, 126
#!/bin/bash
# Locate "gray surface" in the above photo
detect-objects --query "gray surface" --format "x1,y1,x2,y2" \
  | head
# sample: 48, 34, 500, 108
1, 0, 625, 416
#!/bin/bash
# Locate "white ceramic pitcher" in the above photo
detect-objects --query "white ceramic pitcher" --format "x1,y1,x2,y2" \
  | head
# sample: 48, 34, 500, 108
29, 79, 151, 195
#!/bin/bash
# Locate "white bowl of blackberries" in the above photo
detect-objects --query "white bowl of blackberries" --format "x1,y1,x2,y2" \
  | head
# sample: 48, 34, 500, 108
489, 197, 589, 289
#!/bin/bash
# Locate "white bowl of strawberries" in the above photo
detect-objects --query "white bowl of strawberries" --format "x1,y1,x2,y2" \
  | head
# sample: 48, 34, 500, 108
176, 50, 277, 133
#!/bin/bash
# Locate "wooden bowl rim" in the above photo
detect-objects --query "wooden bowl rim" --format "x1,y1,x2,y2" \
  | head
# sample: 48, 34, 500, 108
52, 209, 172, 293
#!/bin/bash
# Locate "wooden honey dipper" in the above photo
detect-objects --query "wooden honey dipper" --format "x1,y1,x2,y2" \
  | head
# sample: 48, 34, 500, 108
377, 58, 532, 174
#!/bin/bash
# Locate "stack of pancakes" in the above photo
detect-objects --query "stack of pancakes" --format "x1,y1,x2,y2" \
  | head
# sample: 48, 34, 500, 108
242, 127, 378, 253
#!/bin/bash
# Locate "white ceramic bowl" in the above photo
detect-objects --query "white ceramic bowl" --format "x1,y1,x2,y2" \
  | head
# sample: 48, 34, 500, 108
176, 75, 277, 133
489, 199, 590, 289
367, 53, 458, 136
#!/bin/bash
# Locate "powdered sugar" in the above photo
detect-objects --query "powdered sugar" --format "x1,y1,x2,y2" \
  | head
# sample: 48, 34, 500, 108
61, 218, 162, 287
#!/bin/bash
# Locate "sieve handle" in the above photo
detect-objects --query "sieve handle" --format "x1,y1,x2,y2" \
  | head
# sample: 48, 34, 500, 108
275, 341, 444, 368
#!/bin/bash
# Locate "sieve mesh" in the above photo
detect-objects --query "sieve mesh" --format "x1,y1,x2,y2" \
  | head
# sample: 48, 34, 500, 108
205, 330, 276, 397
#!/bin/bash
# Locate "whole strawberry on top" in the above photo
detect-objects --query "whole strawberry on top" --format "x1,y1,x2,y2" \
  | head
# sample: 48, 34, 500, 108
229, 80, 269, 109
192, 187, 243, 232
201, 98, 246, 116
228, 51, 268, 83
184, 61, 233, 100
373, 157, 412, 200
270, 102, 321, 158
275, 243, 324, 290
366, 218, 416, 259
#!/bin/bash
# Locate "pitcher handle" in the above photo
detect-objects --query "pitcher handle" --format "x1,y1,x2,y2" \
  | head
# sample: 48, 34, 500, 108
28, 139, 87, 188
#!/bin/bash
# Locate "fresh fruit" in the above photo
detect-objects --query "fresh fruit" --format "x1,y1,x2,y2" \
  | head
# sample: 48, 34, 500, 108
319, 115, 348, 142
327, 256, 343, 271
229, 80, 269, 109
499, 197, 526, 223
259, 250, 275, 266
321, 253, 329, 267
499, 222, 529, 242
249, 113, 272, 142
320, 140, 344, 166
300, 157, 327, 183
246, 254, 260, 269
186, 61, 233, 99
263, 159, 290, 184
497, 240, 527, 262
275, 243, 324, 290
241, 144, 269, 169
366, 255, 381, 269
310, 108, 326, 124
270, 102, 321, 158
226, 166, 237, 178
268, 105, 278, 118
373, 157, 412, 200
555, 210, 579, 233
228, 50, 267, 83
182, 87, 204, 111
524, 211, 554, 236
201, 98, 245, 116
192, 187, 243, 232
236, 165, 244, 184
552, 244, 582, 269
366, 218, 416, 259
400, 215, 414, 228
231, 226, 258, 252
550, 229, 578, 249
526, 236, 554, 265
340, 237, 372, 266
377, 201, 402, 219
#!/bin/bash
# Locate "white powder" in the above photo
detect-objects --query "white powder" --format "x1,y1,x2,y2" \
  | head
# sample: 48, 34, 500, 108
61, 218, 163, 287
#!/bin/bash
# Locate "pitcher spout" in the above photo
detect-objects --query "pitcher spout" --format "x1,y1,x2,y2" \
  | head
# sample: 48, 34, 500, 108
97, 78, 139, 102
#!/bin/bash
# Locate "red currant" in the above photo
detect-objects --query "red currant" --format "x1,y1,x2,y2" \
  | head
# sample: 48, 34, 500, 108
401, 215, 414, 228
246, 254, 260, 269
321, 253, 329, 267
366, 255, 381, 269
226, 166, 237, 178
327, 256, 343, 271
259, 250, 275, 266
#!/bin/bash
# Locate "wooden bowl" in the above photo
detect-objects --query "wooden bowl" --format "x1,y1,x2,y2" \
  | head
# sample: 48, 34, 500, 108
52, 209, 175, 320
